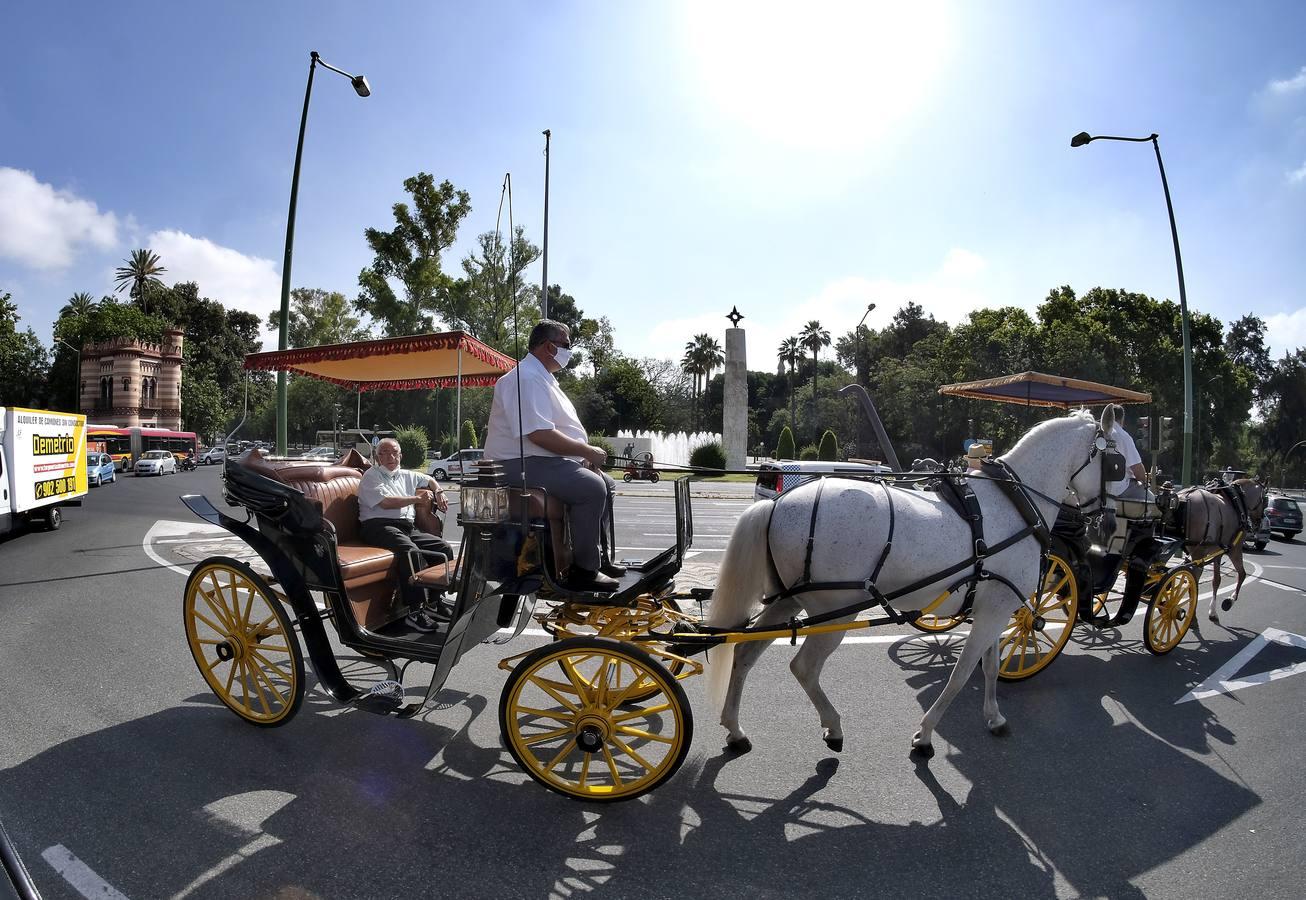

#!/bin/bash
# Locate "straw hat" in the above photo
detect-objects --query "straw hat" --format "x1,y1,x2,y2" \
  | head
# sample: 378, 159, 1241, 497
966, 444, 991, 461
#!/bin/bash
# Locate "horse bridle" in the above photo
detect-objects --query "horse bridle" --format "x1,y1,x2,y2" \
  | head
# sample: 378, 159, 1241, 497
1066, 427, 1126, 516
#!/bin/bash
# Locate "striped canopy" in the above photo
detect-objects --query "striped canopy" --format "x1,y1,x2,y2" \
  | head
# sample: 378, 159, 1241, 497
939, 371, 1151, 409
243, 331, 515, 391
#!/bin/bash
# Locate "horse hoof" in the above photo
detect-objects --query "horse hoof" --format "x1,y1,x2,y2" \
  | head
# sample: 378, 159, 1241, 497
824, 736, 844, 753
988, 720, 1009, 737
1208, 613, 1219, 623
725, 736, 753, 755
1221, 598, 1233, 612
910, 733, 934, 758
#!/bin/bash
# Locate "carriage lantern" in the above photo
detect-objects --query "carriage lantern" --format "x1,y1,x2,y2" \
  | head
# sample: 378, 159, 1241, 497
460, 460, 512, 524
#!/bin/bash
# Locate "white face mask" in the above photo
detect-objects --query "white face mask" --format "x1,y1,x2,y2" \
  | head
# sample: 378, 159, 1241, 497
552, 345, 572, 369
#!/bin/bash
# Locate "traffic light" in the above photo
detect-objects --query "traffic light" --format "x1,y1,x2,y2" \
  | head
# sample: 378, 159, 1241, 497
1160, 416, 1176, 451
1138, 417, 1152, 452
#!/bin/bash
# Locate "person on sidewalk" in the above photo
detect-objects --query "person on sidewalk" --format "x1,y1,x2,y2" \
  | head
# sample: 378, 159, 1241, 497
483, 320, 623, 593
359, 438, 454, 632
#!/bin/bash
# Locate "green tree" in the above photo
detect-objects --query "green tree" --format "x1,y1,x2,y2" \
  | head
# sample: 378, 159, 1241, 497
818, 429, 839, 461
0, 292, 50, 407
682, 333, 723, 430
355, 172, 472, 336
60, 292, 97, 319
113, 249, 167, 315
460, 418, 479, 449
800, 320, 831, 442
394, 424, 429, 469
266, 288, 370, 347
776, 424, 796, 460
441, 225, 542, 353
777, 336, 802, 440
689, 440, 727, 471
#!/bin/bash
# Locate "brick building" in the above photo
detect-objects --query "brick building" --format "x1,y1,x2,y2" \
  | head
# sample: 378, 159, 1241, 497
78, 327, 184, 428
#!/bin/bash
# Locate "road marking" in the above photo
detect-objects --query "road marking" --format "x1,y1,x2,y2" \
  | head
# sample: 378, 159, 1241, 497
42, 844, 131, 900
1177, 627, 1306, 704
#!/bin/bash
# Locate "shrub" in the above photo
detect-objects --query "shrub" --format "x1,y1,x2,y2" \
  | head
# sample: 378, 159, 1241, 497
439, 435, 454, 457
798, 443, 819, 461
818, 429, 839, 461
394, 425, 429, 470
460, 419, 479, 449
776, 425, 796, 461
690, 440, 727, 471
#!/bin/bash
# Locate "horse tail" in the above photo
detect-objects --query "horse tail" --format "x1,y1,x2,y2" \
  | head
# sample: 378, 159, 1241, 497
705, 499, 777, 716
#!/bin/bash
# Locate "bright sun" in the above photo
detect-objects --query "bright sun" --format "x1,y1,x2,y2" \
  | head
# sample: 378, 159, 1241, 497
682, 0, 953, 151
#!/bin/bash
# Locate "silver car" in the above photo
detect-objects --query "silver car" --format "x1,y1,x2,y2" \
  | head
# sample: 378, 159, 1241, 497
134, 450, 177, 476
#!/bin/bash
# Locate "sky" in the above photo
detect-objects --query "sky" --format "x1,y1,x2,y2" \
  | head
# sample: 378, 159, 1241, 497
3, 1, 1306, 373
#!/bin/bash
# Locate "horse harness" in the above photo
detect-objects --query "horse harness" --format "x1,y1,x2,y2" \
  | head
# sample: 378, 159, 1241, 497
748, 458, 1055, 644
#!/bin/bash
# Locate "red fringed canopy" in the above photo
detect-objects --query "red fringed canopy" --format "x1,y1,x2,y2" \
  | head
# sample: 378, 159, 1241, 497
243, 331, 515, 391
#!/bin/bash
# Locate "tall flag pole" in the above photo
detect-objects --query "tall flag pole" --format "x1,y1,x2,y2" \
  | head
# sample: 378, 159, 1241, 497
540, 129, 551, 319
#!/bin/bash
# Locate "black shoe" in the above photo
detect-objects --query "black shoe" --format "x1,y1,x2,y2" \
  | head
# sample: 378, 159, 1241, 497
599, 561, 627, 578
563, 568, 619, 593
404, 607, 442, 633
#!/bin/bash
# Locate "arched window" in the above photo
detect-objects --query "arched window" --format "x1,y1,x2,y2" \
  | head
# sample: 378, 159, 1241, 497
122, 376, 131, 393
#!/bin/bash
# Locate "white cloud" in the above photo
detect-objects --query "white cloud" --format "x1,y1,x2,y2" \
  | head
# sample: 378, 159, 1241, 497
1268, 65, 1306, 95
645, 248, 994, 369
1265, 307, 1306, 359
0, 167, 119, 269
1288, 161, 1306, 185
147, 229, 281, 347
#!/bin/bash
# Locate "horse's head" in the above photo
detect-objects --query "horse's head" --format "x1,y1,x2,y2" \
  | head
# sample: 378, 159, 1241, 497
1236, 477, 1268, 524
1058, 407, 1126, 513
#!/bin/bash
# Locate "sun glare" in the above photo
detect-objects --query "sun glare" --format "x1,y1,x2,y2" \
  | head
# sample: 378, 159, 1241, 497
683, 0, 952, 151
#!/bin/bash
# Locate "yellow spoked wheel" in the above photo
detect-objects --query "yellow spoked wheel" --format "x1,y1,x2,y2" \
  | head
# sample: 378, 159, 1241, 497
910, 612, 966, 633
500, 636, 692, 802
998, 554, 1079, 681
549, 597, 690, 701
1144, 567, 1198, 655
184, 557, 304, 727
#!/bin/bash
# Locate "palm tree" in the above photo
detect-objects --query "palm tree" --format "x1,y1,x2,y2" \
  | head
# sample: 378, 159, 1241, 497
59, 292, 97, 319
696, 334, 724, 391
800, 320, 831, 443
778, 336, 802, 437
114, 249, 167, 315
683, 334, 724, 431
682, 341, 704, 429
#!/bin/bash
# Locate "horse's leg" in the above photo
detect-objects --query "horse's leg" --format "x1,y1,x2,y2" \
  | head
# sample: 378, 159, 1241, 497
1207, 556, 1221, 622
720, 597, 801, 754
979, 630, 1007, 736
1221, 545, 1247, 613
789, 621, 855, 752
912, 592, 1012, 757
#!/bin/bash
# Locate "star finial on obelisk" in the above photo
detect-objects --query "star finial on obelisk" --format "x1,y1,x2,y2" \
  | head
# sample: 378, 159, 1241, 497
726, 305, 744, 327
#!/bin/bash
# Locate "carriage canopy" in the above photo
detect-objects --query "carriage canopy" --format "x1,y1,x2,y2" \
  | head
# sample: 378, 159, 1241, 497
938, 371, 1151, 409
242, 331, 515, 391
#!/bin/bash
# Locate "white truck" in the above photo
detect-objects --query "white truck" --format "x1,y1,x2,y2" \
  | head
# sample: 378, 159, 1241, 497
0, 406, 88, 533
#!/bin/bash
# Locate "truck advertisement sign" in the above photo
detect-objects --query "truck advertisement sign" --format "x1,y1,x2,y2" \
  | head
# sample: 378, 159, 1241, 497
3, 407, 88, 512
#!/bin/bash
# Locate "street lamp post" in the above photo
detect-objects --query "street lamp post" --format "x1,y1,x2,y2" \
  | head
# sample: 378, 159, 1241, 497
1282, 440, 1306, 492
1071, 131, 1194, 485
55, 338, 81, 413
856, 302, 876, 455
275, 50, 370, 455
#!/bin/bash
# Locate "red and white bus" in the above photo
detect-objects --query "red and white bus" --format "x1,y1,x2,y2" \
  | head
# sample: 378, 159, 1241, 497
86, 425, 197, 471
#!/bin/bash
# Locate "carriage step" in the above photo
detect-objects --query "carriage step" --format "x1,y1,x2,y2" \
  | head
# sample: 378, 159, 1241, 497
353, 680, 405, 715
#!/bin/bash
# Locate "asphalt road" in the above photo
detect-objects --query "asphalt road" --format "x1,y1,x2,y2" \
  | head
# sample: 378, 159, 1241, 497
2, 465, 1305, 899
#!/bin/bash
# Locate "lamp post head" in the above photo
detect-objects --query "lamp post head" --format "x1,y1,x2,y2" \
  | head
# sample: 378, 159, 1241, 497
351, 75, 371, 97
857, 302, 877, 329
1070, 132, 1093, 148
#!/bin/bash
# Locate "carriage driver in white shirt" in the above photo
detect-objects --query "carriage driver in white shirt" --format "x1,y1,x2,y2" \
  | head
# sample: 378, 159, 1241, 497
484, 320, 625, 593
1104, 403, 1153, 545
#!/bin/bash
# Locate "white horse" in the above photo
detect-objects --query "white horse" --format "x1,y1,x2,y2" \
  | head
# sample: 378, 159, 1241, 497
705, 408, 1115, 757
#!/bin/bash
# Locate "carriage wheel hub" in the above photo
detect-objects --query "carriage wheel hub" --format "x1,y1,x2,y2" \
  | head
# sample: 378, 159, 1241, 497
216, 640, 235, 661
575, 715, 610, 753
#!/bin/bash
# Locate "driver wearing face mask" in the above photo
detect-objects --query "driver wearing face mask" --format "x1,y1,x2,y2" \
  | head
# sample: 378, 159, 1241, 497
483, 320, 624, 592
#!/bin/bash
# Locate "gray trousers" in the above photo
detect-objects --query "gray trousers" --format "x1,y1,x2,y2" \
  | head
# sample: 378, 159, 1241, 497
500, 457, 615, 570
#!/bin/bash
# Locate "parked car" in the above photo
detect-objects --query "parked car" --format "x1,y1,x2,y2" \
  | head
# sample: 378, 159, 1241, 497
134, 449, 177, 476
428, 448, 485, 481
1266, 495, 1302, 541
199, 446, 227, 465
86, 451, 117, 486
302, 446, 337, 458
754, 459, 892, 502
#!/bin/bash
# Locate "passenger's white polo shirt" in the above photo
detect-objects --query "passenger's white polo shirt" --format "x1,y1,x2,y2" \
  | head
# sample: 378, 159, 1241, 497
484, 353, 587, 461
358, 465, 429, 522
1107, 424, 1143, 497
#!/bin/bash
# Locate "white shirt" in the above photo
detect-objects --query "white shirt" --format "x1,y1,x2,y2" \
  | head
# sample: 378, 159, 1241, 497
1107, 424, 1143, 497
484, 353, 588, 461
358, 465, 430, 522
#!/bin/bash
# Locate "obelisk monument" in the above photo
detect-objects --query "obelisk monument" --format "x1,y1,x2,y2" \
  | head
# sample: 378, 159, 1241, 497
723, 306, 748, 470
